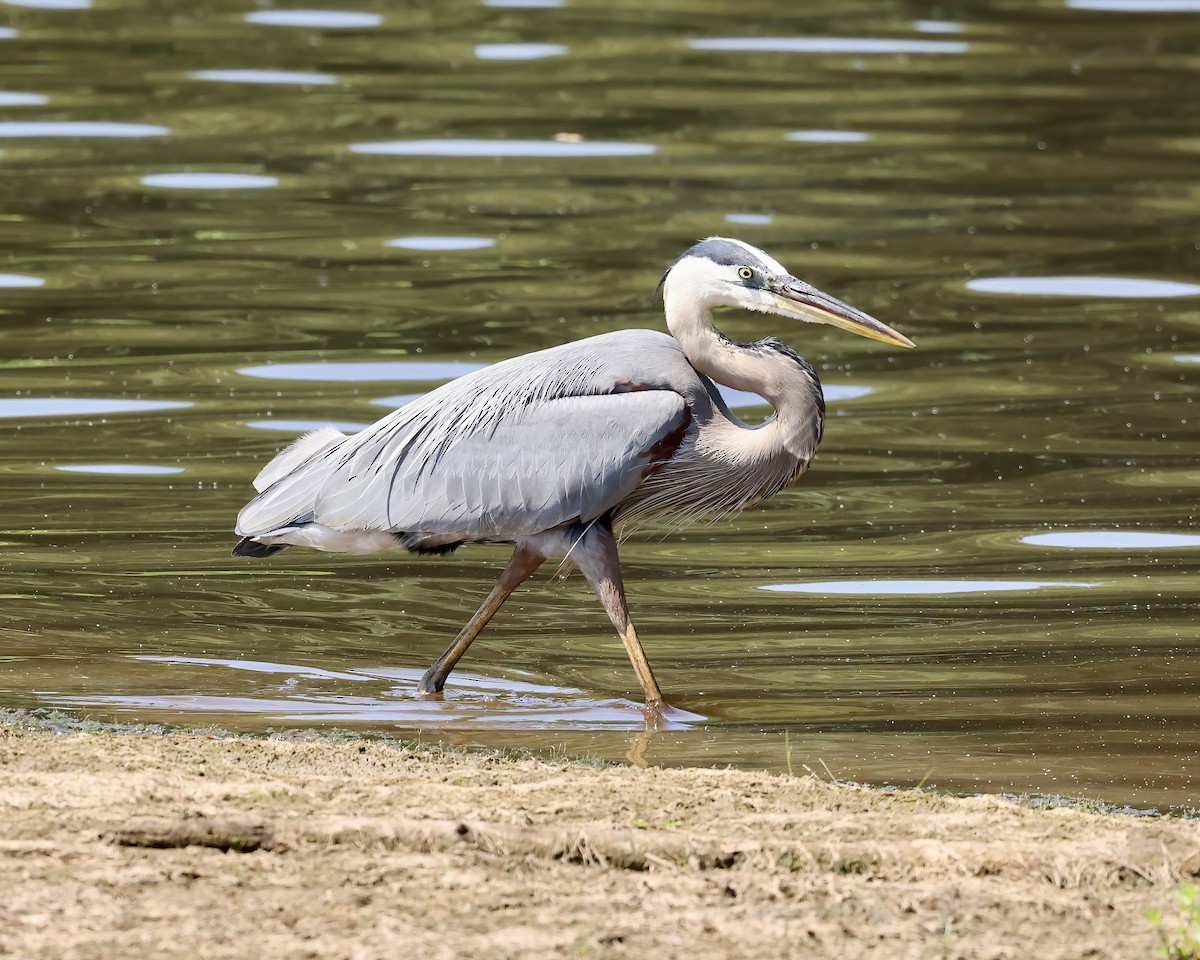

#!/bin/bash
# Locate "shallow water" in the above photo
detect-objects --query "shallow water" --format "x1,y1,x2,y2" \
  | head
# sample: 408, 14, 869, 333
2, 0, 1200, 808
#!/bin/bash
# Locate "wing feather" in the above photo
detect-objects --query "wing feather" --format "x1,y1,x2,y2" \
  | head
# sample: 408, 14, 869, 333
235, 330, 700, 545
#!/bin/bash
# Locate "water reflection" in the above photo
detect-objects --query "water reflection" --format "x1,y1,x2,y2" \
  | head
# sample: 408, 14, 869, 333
140, 172, 279, 190
245, 418, 367, 434
239, 361, 485, 382
350, 138, 657, 158
0, 92, 48, 106
720, 383, 872, 409
1067, 0, 1200, 10
2, 0, 90, 7
189, 69, 338, 86
0, 121, 170, 138
913, 19, 964, 33
243, 9, 383, 28
966, 276, 1200, 298
0, 273, 44, 288
55, 464, 184, 475
1022, 531, 1200, 549
0, 398, 190, 418
724, 213, 773, 225
689, 37, 969, 55
386, 236, 496, 251
138, 655, 370, 683
786, 130, 871, 144
4, 0, 1200, 808
762, 580, 1096, 596
474, 43, 567, 60
57, 656, 663, 729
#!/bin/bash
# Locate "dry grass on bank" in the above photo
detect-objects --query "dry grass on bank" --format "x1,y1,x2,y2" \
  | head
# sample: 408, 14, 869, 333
2, 718, 1199, 959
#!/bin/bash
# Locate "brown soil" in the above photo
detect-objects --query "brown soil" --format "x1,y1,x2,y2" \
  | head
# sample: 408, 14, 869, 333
2, 720, 1199, 960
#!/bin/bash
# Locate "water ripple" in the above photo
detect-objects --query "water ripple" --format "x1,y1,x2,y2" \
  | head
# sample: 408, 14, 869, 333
786, 130, 871, 143
1068, 0, 1200, 11
1022, 531, 1200, 549
0, 398, 191, 419
239, 361, 485, 382
966, 276, 1200, 298
350, 138, 657, 158
189, 69, 338, 85
724, 213, 773, 225
141, 172, 279, 189
0, 121, 170, 138
244, 9, 383, 28
245, 418, 367, 434
474, 43, 567, 60
55, 464, 184, 475
914, 19, 965, 33
762, 580, 1096, 596
386, 236, 496, 251
2, 0, 90, 7
690, 37, 969, 55
0, 92, 48, 106
0, 273, 44, 288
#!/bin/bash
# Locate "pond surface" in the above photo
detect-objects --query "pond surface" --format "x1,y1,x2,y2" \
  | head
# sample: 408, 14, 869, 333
2, 0, 1199, 809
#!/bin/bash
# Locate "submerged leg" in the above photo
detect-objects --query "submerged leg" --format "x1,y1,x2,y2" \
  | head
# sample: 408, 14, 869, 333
418, 545, 545, 695
570, 521, 668, 714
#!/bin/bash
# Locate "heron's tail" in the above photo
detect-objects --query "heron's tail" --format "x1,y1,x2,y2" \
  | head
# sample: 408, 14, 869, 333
232, 537, 288, 558
233, 425, 349, 551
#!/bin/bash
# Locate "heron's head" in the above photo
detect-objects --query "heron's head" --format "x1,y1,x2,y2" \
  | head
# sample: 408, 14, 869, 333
659, 237, 914, 348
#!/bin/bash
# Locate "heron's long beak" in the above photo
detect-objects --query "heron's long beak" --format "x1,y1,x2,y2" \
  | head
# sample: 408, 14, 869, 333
771, 277, 915, 348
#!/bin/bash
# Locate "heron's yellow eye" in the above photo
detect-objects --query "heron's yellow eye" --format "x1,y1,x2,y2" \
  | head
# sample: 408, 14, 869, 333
738, 267, 754, 280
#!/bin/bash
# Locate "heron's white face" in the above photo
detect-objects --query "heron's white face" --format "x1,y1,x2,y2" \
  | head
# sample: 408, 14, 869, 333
662, 237, 913, 348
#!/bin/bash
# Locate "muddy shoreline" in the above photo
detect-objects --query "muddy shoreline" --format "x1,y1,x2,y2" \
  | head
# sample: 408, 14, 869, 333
2, 712, 1199, 959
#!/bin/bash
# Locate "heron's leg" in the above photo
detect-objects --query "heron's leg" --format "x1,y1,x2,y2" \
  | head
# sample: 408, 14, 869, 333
418, 545, 545, 695
571, 522, 668, 713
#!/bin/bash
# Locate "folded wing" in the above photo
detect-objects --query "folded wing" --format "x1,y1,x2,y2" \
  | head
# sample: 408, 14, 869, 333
236, 332, 695, 548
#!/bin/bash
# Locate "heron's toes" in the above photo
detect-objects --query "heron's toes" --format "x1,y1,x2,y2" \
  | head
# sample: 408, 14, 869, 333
416, 668, 447, 697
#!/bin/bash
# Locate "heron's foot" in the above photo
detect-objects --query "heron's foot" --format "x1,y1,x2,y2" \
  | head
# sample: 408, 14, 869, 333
417, 667, 447, 697
642, 698, 676, 730
642, 699, 703, 729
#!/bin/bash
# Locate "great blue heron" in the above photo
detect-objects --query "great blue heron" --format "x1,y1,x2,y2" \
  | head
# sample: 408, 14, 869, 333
233, 238, 913, 716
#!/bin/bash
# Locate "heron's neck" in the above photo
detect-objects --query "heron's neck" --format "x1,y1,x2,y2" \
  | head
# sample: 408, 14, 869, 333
665, 294, 820, 426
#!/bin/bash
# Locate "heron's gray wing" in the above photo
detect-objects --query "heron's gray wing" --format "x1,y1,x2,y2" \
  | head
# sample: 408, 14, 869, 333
237, 389, 689, 542
328, 390, 688, 539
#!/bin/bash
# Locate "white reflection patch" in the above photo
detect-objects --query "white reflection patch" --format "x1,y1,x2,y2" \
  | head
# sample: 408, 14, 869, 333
244, 9, 382, 28
786, 130, 871, 143
0, 398, 191, 419
0, 273, 44, 288
690, 37, 968, 55
386, 236, 496, 251
56, 464, 184, 475
0, 92, 48, 106
351, 138, 656, 158
762, 580, 1096, 596
239, 361, 485, 382
0, 121, 170, 138
1022, 531, 1200, 549
966, 276, 1200, 298
189, 69, 337, 85
474, 43, 566, 60
141, 172, 279, 189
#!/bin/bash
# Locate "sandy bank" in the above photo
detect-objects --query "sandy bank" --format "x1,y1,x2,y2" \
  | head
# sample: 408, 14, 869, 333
1, 716, 1198, 959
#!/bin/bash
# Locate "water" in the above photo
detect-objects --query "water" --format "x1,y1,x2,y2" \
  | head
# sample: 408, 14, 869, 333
2, 0, 1199, 809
